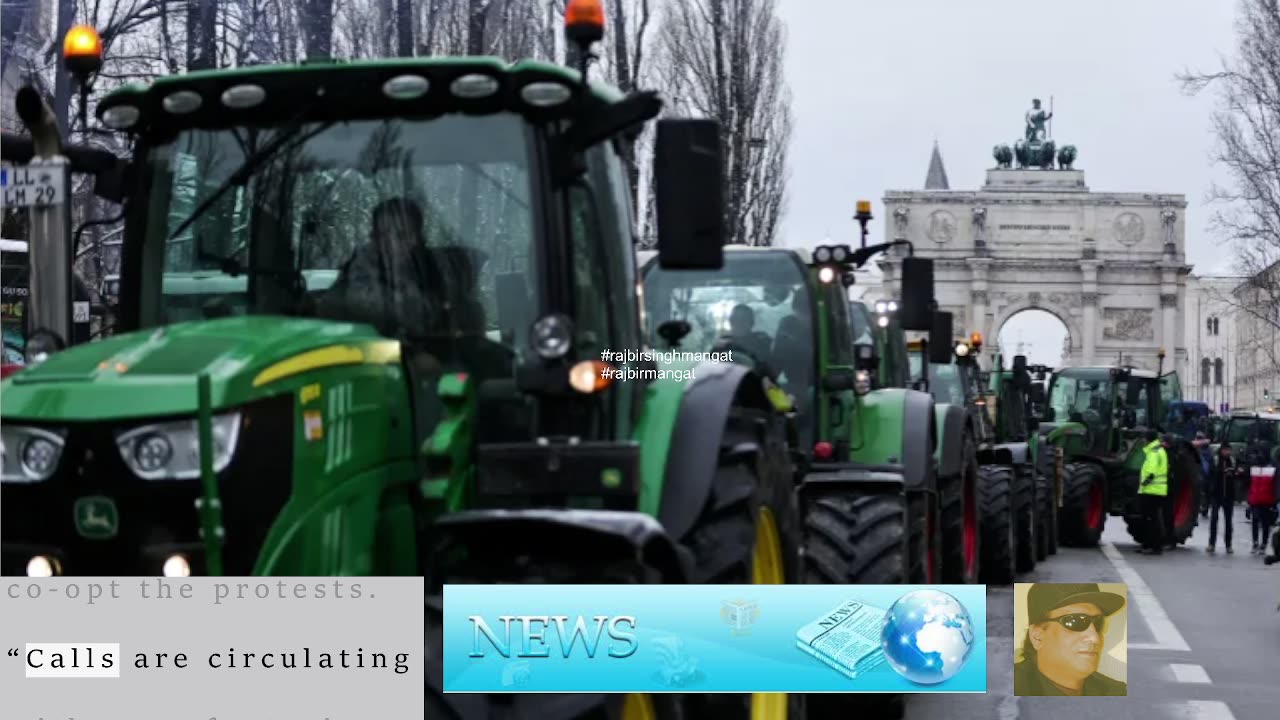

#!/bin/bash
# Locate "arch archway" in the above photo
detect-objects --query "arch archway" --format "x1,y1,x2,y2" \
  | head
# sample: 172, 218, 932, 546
997, 308, 1071, 369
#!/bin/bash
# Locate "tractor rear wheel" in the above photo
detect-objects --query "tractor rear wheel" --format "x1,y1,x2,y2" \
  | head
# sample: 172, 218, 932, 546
978, 464, 1016, 585
1014, 464, 1038, 573
1060, 462, 1106, 547
801, 489, 910, 720
907, 490, 940, 584
681, 407, 804, 720
1167, 452, 1203, 545
940, 437, 982, 584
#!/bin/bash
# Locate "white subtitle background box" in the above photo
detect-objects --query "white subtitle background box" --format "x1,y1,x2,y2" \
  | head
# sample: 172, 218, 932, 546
25, 643, 121, 678
1, 577, 423, 719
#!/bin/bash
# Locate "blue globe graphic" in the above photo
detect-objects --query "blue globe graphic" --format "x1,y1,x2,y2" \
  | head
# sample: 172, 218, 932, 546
880, 589, 975, 685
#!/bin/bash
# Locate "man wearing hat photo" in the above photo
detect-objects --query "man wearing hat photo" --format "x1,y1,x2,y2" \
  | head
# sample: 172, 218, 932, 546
1014, 583, 1128, 696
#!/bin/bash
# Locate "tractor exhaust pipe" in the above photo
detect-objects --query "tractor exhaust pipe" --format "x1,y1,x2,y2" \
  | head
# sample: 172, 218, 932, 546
14, 85, 74, 351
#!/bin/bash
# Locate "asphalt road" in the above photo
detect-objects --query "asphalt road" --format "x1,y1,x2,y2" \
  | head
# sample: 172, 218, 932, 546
906, 503, 1280, 720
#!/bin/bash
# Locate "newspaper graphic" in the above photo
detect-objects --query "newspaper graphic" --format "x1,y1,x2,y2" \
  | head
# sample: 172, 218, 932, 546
795, 599, 890, 680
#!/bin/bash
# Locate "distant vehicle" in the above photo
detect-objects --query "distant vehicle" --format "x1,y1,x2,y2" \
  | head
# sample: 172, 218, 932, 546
1, 237, 95, 366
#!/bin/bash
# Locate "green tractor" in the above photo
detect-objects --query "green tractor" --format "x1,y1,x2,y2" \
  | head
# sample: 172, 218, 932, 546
903, 331, 1029, 584
860, 302, 982, 587
1044, 356, 1204, 547
984, 353, 1065, 562
642, 244, 945, 584
641, 243, 944, 720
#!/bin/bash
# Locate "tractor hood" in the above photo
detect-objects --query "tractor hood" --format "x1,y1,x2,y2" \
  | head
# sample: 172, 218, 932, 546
1, 316, 397, 422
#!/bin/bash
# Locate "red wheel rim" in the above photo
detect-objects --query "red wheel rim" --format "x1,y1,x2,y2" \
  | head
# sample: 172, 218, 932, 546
1173, 473, 1193, 529
1087, 477, 1104, 530
963, 473, 978, 580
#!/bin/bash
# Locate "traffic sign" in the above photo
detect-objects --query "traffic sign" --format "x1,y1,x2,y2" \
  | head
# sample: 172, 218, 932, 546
0, 164, 66, 208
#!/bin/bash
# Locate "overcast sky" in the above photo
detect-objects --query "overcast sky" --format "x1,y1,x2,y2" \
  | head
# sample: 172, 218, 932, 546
772, 0, 1242, 363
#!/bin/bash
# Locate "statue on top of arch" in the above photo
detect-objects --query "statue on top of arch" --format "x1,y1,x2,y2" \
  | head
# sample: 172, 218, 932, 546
992, 98, 1077, 171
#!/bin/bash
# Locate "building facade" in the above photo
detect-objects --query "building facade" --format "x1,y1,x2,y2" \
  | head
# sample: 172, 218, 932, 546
876, 158, 1191, 373
1232, 264, 1280, 412
1182, 275, 1241, 412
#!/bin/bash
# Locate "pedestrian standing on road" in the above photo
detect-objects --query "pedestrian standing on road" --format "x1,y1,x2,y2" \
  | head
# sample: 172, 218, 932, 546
1014, 583, 1128, 696
1207, 443, 1238, 554
1195, 432, 1213, 518
1137, 430, 1169, 555
1247, 462, 1278, 555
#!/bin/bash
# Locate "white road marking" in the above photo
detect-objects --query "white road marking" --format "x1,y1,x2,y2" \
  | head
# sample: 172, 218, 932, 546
995, 694, 1019, 720
1164, 700, 1237, 720
1099, 541, 1191, 652
1170, 663, 1211, 684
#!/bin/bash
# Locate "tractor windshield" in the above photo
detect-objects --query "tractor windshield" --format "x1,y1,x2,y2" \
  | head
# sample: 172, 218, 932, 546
138, 113, 537, 358
1049, 373, 1112, 453
1224, 417, 1280, 445
641, 252, 815, 433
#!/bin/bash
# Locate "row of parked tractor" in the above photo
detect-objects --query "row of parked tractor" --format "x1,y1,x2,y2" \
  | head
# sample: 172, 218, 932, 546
0, 11, 1205, 720
635, 242, 1206, 601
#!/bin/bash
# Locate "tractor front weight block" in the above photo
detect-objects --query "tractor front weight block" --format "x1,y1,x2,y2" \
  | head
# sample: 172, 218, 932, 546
475, 440, 641, 504
424, 508, 690, 587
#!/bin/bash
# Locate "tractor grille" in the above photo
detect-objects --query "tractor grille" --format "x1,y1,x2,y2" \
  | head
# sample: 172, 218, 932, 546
1, 395, 294, 576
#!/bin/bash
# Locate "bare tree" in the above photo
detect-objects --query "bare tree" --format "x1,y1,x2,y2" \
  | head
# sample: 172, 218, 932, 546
1180, 0, 1280, 388
657, 0, 790, 246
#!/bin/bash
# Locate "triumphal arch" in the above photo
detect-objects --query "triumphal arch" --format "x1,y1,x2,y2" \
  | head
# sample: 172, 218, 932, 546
876, 100, 1191, 372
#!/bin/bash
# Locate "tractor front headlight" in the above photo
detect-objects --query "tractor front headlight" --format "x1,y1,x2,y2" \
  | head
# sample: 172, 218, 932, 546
1, 425, 67, 483
115, 412, 242, 480
854, 370, 872, 395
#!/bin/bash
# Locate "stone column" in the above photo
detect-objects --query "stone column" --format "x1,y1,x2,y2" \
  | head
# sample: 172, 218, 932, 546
1080, 261, 1100, 365
1161, 291, 1178, 359
967, 258, 992, 341
1160, 264, 1179, 360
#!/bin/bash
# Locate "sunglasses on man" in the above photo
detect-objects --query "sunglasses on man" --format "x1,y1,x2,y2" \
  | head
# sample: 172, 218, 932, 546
1043, 613, 1108, 633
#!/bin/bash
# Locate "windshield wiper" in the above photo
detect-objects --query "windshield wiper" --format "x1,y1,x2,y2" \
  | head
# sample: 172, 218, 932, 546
165, 114, 335, 245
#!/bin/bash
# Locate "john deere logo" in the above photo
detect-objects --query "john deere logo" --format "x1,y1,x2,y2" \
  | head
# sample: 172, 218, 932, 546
74, 496, 119, 539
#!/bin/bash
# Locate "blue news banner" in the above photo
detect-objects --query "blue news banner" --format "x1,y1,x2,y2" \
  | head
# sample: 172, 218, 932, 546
441, 584, 986, 693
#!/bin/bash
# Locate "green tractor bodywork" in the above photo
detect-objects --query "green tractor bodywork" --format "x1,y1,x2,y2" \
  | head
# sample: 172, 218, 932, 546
1045, 364, 1204, 548
1, 49, 836, 720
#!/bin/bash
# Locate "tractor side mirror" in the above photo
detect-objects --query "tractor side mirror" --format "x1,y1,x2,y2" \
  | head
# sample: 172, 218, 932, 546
928, 311, 953, 364
898, 256, 935, 331
654, 119, 723, 270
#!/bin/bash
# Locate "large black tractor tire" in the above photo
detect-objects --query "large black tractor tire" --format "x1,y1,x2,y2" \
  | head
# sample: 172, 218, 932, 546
1014, 464, 1038, 573
978, 464, 1017, 585
681, 406, 805, 720
1167, 452, 1203, 545
940, 437, 982, 584
1034, 471, 1054, 561
801, 489, 911, 720
907, 490, 941, 584
1059, 462, 1106, 547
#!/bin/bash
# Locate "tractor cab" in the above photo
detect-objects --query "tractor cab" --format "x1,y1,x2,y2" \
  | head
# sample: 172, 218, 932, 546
641, 247, 820, 444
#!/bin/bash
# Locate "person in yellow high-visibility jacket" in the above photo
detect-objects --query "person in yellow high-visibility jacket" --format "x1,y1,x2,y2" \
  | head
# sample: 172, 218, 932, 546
1138, 430, 1169, 555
